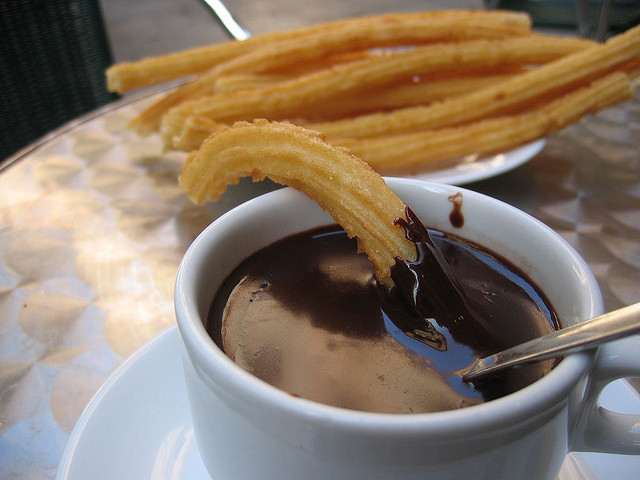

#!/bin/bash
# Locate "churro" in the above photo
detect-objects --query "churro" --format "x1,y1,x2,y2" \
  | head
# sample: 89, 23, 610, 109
336, 70, 635, 173
106, 11, 640, 176
308, 25, 640, 140
179, 120, 416, 285
107, 10, 531, 94
159, 35, 594, 136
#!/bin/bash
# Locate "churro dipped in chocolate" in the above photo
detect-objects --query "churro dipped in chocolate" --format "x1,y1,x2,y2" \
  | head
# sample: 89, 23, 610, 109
180, 119, 491, 349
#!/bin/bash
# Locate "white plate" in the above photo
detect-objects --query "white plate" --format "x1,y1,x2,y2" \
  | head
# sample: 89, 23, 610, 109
415, 139, 546, 185
56, 326, 640, 480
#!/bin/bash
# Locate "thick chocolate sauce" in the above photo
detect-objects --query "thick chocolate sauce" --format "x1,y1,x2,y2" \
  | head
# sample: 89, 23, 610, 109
208, 221, 559, 414
388, 207, 494, 352
448, 192, 465, 228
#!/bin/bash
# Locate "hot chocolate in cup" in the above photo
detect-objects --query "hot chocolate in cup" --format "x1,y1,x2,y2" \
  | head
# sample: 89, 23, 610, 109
175, 177, 640, 480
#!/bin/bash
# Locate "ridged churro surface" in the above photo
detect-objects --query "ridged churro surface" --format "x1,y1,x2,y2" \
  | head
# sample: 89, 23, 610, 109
180, 120, 416, 284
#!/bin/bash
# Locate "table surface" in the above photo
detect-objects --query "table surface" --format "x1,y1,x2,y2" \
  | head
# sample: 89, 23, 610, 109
2, 2, 640, 479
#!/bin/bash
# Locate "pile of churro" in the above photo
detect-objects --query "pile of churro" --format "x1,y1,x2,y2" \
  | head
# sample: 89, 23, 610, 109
107, 10, 640, 175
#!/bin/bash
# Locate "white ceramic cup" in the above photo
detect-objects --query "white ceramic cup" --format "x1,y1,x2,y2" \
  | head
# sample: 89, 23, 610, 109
175, 177, 640, 480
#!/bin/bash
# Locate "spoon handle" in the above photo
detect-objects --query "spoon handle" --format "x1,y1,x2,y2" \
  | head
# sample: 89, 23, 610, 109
200, 0, 251, 41
464, 301, 640, 382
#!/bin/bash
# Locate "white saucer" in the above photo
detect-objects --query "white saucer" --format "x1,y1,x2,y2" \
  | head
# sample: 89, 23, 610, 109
415, 139, 546, 185
56, 326, 640, 480
56, 328, 208, 479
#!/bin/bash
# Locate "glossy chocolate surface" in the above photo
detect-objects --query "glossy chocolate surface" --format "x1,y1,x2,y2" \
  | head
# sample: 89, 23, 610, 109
208, 224, 558, 413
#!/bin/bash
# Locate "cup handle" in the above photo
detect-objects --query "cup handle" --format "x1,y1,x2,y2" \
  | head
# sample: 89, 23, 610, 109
571, 335, 640, 454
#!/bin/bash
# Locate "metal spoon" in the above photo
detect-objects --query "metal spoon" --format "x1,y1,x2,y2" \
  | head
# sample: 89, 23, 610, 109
463, 301, 640, 382
200, 0, 251, 40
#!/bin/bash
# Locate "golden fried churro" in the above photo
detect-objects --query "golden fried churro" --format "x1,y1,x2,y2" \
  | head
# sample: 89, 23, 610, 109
213, 68, 521, 97
213, 73, 293, 93
164, 68, 527, 151
160, 35, 593, 137
164, 114, 220, 151
337, 70, 634, 173
129, 12, 539, 134
128, 50, 372, 135
110, 11, 640, 178
173, 61, 637, 170
106, 10, 531, 94
309, 24, 640, 139
179, 120, 416, 285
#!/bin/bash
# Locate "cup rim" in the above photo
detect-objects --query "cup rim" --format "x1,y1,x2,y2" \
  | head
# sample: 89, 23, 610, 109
175, 177, 604, 438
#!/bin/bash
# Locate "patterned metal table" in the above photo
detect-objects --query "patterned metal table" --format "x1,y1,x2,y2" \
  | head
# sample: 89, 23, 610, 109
1, 16, 640, 480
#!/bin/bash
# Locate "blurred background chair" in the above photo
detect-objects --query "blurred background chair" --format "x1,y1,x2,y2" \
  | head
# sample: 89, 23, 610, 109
0, 0, 118, 163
